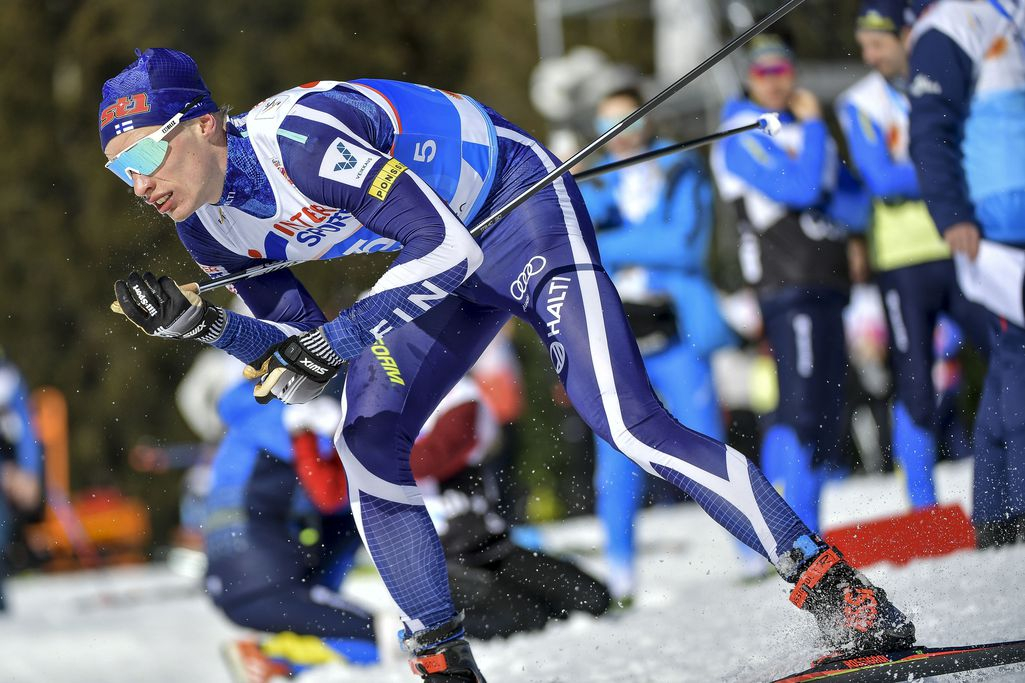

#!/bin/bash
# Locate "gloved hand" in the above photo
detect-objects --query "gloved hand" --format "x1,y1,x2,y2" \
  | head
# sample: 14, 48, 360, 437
112, 272, 225, 342
243, 328, 344, 405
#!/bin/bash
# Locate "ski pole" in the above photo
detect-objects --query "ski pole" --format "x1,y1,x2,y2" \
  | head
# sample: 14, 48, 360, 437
197, 113, 779, 294
468, 0, 804, 236
574, 113, 781, 183
195, 0, 805, 293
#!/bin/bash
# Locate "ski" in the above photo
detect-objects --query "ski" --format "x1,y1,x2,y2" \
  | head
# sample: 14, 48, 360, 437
772, 638, 1025, 682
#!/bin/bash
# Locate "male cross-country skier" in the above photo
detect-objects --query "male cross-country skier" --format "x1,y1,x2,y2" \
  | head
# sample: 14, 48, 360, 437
100, 48, 915, 680
836, 0, 989, 511
907, 0, 1025, 547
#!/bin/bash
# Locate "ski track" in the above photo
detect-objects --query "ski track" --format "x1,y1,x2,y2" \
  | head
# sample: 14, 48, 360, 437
2, 459, 1024, 682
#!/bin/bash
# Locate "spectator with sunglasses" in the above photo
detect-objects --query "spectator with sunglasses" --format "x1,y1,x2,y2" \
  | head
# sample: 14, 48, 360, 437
712, 35, 869, 537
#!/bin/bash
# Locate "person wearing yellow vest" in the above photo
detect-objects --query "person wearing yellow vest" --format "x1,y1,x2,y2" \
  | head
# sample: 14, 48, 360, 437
836, 0, 988, 509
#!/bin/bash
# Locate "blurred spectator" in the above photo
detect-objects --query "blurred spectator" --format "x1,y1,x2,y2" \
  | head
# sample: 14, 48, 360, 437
0, 352, 43, 613
836, 0, 988, 510
409, 376, 611, 638
203, 375, 380, 682
581, 85, 734, 602
711, 35, 868, 534
908, 0, 1025, 547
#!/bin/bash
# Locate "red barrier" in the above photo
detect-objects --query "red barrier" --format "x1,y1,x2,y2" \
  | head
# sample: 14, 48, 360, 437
823, 503, 976, 569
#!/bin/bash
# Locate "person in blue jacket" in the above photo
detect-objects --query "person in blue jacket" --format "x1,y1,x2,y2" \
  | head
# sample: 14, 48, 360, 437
837, 0, 988, 511
0, 352, 42, 614
582, 86, 734, 601
202, 373, 380, 680
907, 0, 1025, 546
100, 48, 914, 679
712, 35, 869, 536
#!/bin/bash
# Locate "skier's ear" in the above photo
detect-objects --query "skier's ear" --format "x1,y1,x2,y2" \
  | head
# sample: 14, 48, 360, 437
195, 112, 222, 140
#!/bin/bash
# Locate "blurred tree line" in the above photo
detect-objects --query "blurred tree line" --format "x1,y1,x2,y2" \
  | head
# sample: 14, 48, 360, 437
1, 0, 868, 546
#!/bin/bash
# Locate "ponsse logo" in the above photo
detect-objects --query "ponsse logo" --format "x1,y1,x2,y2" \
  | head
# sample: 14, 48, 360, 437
269, 204, 352, 247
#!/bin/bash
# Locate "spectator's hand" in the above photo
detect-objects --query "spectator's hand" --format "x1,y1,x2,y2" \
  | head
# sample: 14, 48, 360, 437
1, 462, 40, 511
847, 237, 870, 284
788, 89, 821, 121
944, 222, 981, 261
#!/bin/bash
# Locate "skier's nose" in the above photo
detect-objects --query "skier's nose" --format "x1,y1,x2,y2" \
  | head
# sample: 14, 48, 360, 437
132, 171, 155, 199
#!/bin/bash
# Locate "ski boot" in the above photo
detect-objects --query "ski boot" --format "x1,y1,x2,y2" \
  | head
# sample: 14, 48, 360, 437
403, 613, 487, 682
779, 535, 916, 656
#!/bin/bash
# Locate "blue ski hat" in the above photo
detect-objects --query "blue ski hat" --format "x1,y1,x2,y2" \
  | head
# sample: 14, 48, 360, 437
99, 48, 218, 149
857, 0, 909, 33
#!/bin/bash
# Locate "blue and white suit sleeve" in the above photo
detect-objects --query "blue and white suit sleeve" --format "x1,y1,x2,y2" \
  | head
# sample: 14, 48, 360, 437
838, 102, 921, 200
177, 217, 327, 364
722, 119, 829, 208
277, 95, 483, 360
908, 29, 977, 232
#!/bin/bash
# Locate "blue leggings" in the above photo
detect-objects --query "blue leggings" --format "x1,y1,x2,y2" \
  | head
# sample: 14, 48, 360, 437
593, 343, 724, 596
972, 316, 1025, 526
335, 126, 811, 633
879, 260, 989, 508
759, 287, 849, 532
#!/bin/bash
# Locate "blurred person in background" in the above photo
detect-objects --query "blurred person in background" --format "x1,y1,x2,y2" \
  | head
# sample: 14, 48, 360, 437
201, 372, 381, 683
837, 0, 988, 510
295, 370, 611, 642
712, 35, 869, 535
101, 48, 915, 679
908, 0, 1025, 547
0, 351, 42, 614
581, 85, 734, 602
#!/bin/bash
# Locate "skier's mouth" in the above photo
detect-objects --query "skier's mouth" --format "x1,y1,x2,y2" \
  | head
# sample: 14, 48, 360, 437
153, 192, 173, 214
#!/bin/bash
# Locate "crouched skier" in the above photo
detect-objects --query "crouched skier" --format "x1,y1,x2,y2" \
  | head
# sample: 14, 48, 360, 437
100, 48, 915, 681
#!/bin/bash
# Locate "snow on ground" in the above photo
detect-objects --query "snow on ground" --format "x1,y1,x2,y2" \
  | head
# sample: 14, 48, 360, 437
2, 459, 1024, 682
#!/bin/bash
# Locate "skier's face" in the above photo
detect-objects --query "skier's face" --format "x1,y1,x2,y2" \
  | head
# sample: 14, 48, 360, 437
856, 30, 907, 81
104, 113, 226, 222
747, 58, 795, 113
597, 93, 649, 157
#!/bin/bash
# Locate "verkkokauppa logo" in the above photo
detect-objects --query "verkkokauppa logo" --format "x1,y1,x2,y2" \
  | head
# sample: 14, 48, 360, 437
318, 138, 378, 187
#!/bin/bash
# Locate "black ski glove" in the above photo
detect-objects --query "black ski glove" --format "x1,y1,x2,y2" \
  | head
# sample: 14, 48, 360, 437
112, 272, 225, 342
243, 328, 344, 405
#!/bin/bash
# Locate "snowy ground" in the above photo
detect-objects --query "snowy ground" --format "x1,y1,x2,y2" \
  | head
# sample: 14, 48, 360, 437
3, 459, 1025, 682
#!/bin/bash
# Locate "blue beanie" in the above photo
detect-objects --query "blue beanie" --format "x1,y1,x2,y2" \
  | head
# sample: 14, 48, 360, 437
99, 48, 218, 149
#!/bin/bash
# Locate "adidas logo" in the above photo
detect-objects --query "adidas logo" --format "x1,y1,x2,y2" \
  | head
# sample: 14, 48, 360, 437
334, 142, 357, 171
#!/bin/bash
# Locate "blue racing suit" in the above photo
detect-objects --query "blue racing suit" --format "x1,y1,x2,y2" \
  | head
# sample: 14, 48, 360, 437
581, 146, 733, 597
837, 70, 988, 508
908, 0, 1025, 529
176, 79, 815, 636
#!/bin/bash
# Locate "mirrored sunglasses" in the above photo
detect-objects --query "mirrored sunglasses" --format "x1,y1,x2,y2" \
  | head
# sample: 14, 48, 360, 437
104, 95, 205, 186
